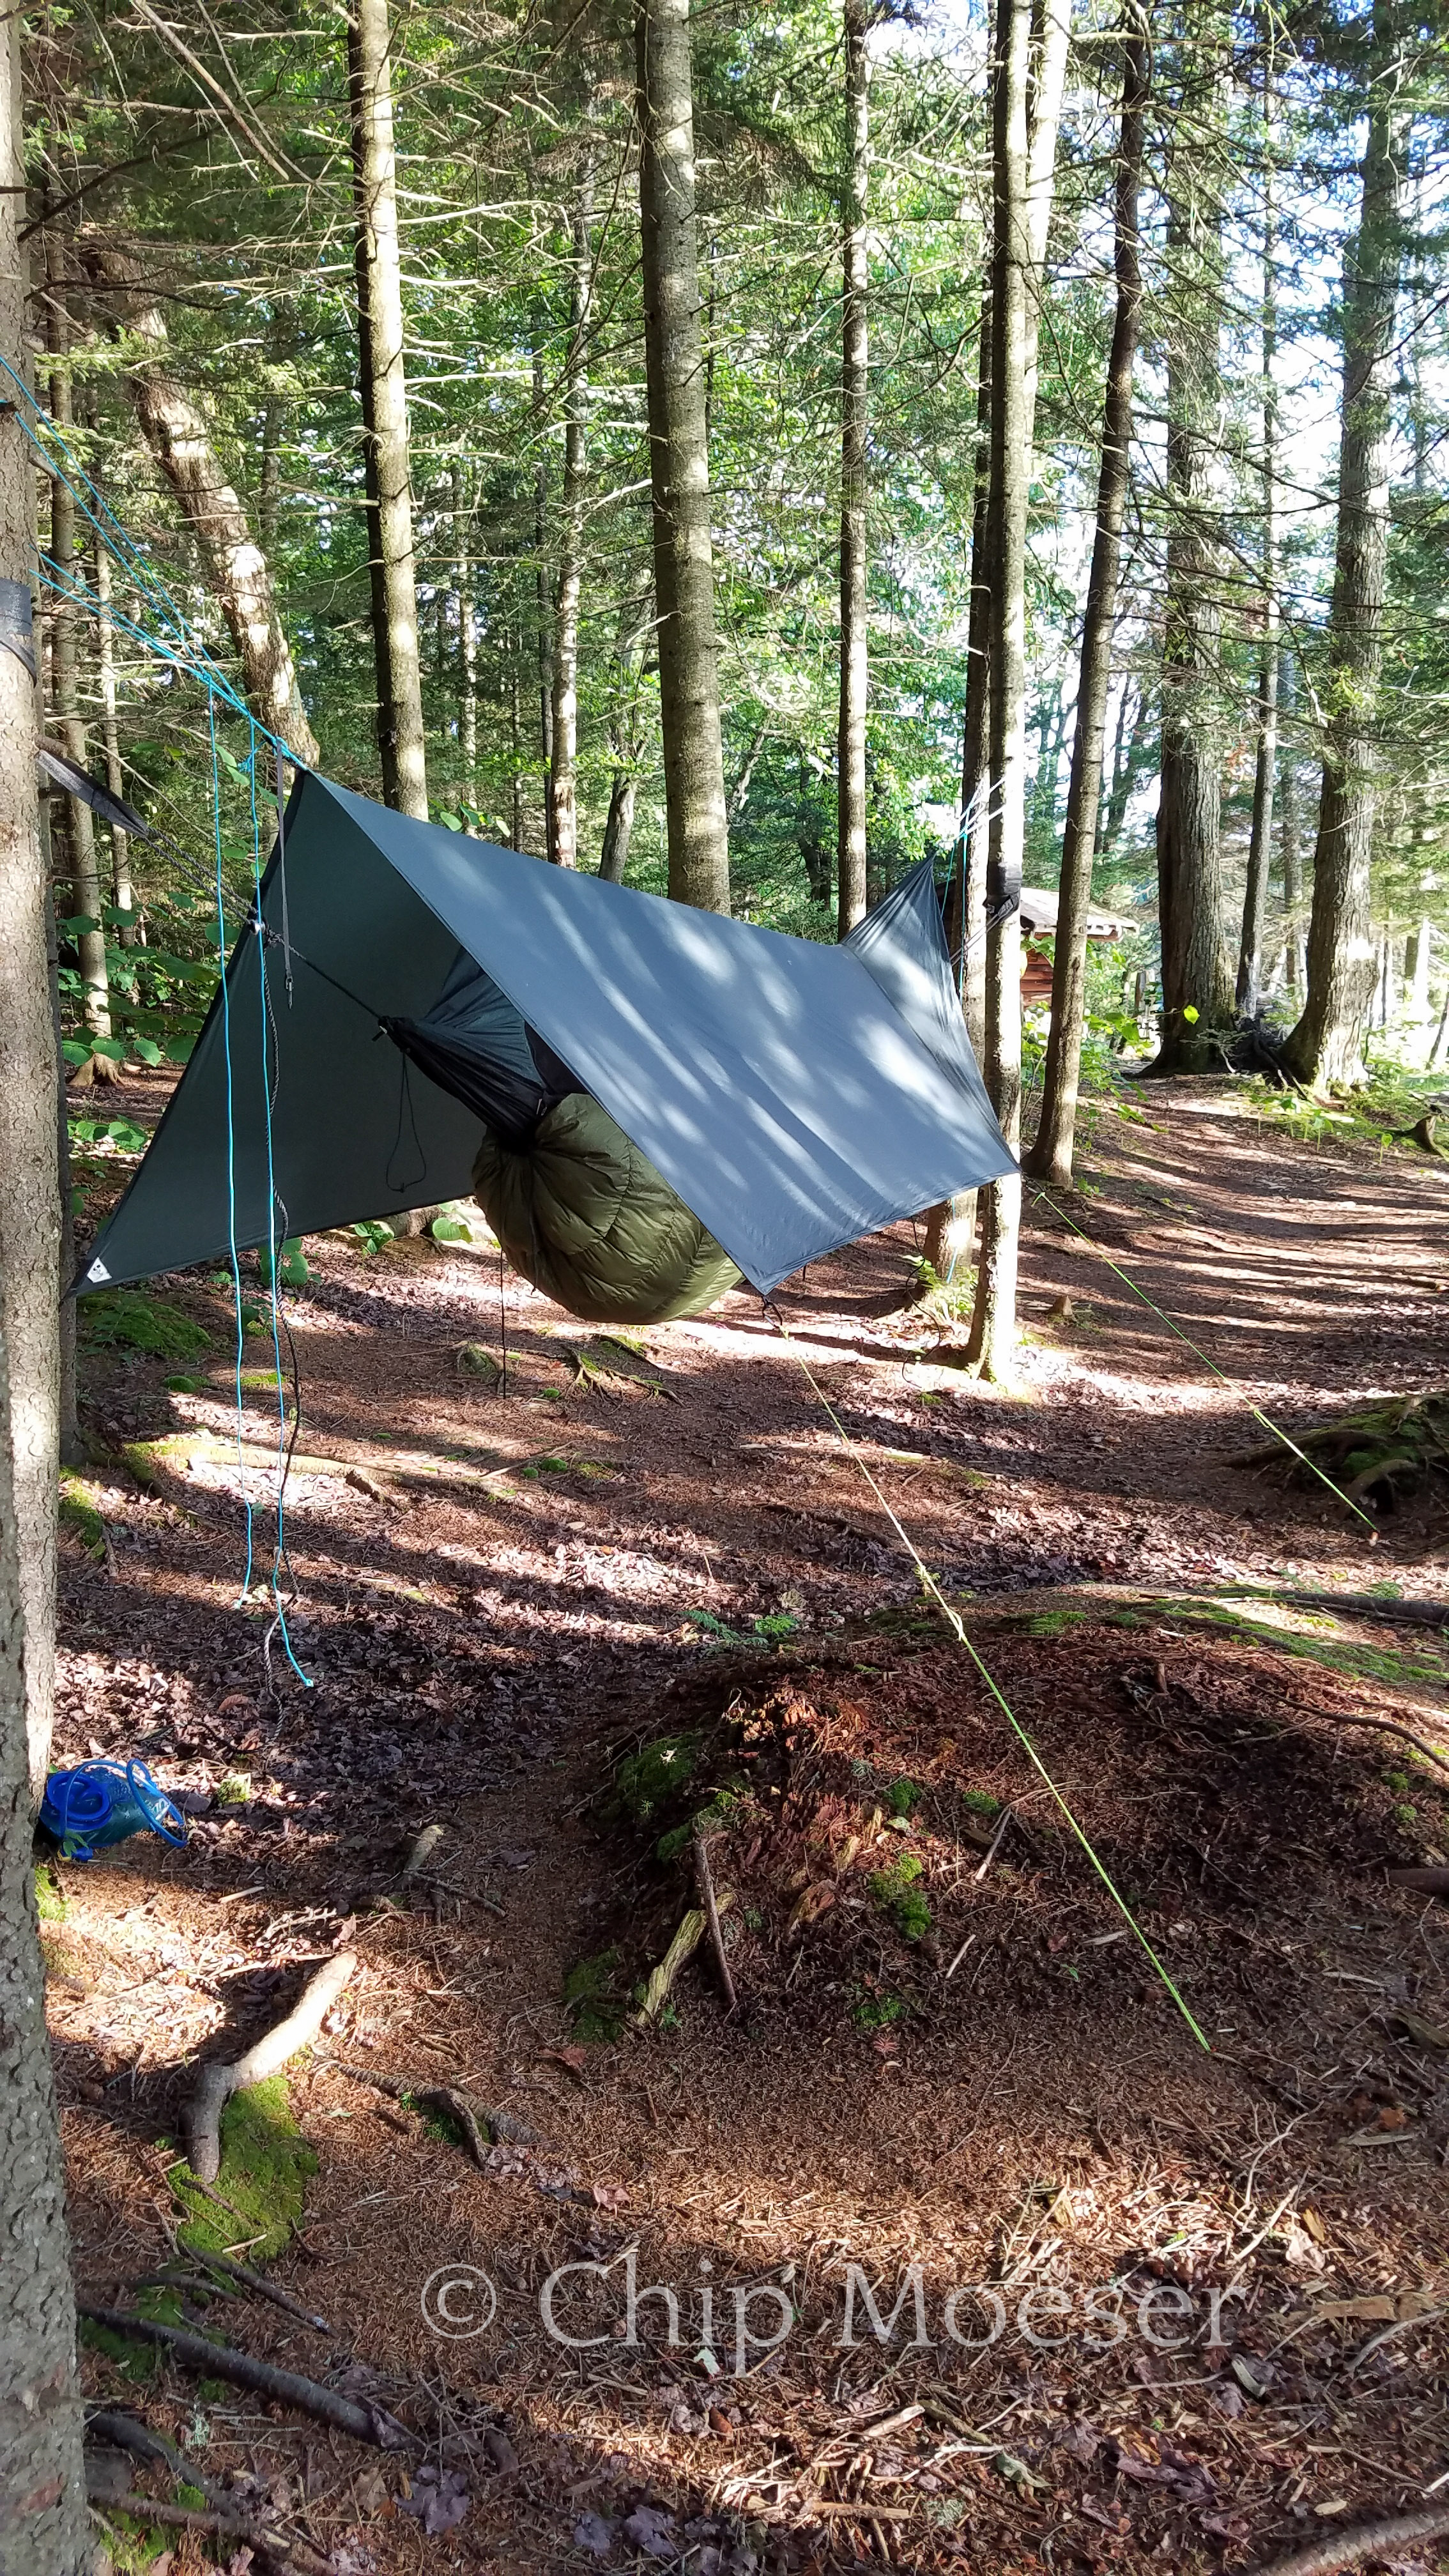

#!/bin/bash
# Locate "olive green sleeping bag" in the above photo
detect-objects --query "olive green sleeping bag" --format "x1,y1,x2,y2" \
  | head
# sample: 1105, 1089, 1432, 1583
472, 1091, 742, 1324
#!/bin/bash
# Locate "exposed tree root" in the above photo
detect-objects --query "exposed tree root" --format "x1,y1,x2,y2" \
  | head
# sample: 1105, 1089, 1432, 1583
1253, 2501, 1449, 2575
185, 1949, 356, 2181
77, 2304, 413, 2447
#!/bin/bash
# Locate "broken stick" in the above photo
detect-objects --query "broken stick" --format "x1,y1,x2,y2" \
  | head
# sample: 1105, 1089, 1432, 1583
185, 1949, 356, 2182
694, 1826, 738, 2014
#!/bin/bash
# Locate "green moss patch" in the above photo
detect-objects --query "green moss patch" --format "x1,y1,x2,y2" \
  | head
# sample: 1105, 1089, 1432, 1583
172, 2077, 318, 2262
58, 1475, 106, 1561
563, 1949, 625, 2043
80, 1289, 210, 1359
868, 1851, 931, 1942
610, 1732, 702, 1827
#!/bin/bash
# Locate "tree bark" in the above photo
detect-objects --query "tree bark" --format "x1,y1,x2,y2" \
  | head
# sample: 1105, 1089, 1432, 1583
450, 461, 477, 823
347, 0, 427, 819
81, 243, 318, 768
43, 234, 109, 1042
0, 153, 61, 1804
531, 329, 556, 864
549, 166, 594, 871
636, 0, 730, 912
0, 1321, 88, 2568
93, 532, 134, 933
1025, 8, 1146, 1191
836, 0, 870, 938
599, 772, 637, 882
1236, 65, 1278, 1016
1151, 14, 1233, 1073
1280, 15, 1404, 1090
1278, 646, 1303, 993
969, 0, 1070, 1383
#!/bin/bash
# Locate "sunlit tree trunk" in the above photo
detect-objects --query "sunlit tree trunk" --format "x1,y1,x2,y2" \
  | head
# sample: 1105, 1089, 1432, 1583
549, 167, 594, 871
636, 0, 730, 912
836, 0, 870, 938
1236, 61, 1278, 1016
1026, 8, 1146, 1191
1152, 13, 1233, 1072
0, 29, 66, 1813
1278, 647, 1303, 993
1281, 24, 1405, 1089
969, 0, 1070, 1382
348, 0, 427, 819
83, 245, 318, 768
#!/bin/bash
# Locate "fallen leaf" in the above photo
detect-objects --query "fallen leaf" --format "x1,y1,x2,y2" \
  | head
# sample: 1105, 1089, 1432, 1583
573, 2511, 615, 2558
397, 2465, 470, 2534
787, 1882, 836, 1933
1391, 2005, 1449, 2050
592, 2182, 629, 2209
624, 2505, 679, 2559
1301, 2207, 1329, 2244
483, 2426, 519, 2475
541, 2046, 588, 2079
1312, 2294, 1396, 2326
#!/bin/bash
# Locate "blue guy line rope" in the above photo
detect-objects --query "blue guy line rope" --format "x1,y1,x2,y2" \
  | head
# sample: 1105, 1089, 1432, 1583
6, 352, 311, 1684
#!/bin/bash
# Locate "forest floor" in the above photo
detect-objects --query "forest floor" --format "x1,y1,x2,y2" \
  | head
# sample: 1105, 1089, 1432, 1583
54, 1075, 1449, 2576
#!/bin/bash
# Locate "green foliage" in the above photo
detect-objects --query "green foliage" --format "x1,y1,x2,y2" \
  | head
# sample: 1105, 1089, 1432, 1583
256, 1236, 310, 1288
164, 1372, 209, 1395
961, 1788, 1002, 1820
852, 1988, 906, 2031
79, 1290, 210, 1359
868, 1851, 931, 1941
69, 1115, 149, 1157
349, 1221, 395, 1254
885, 1777, 921, 1818
611, 1733, 701, 1825
684, 1607, 799, 1646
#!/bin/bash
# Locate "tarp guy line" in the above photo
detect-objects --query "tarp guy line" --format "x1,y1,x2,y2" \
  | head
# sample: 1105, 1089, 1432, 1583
770, 1314, 1212, 2052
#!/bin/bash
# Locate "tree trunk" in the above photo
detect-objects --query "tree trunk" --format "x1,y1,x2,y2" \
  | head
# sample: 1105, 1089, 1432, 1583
1236, 68, 1278, 1017
599, 773, 637, 882
258, 392, 282, 556
1280, 21, 1404, 1090
549, 166, 594, 871
44, 236, 109, 1042
636, 0, 730, 912
0, 3, 63, 1814
1151, 13, 1233, 1073
531, 330, 556, 864
1278, 646, 1303, 993
969, 0, 1069, 1383
348, 0, 427, 819
449, 462, 477, 822
1025, 8, 1146, 1192
836, 0, 870, 939
82, 244, 319, 768
0, 1314, 88, 2570
93, 532, 134, 935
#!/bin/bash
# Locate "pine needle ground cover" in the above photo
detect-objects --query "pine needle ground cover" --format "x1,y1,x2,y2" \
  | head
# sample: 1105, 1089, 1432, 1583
54, 1078, 1449, 2570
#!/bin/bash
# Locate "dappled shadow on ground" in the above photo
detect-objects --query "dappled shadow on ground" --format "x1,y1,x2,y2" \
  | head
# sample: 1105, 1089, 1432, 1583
56, 1085, 1449, 2569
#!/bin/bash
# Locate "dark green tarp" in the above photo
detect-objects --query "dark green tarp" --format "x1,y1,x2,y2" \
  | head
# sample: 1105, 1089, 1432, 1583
79, 772, 1015, 1302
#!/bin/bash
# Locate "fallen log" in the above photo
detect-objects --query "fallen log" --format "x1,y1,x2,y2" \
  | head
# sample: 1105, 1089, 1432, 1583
185, 1949, 356, 2181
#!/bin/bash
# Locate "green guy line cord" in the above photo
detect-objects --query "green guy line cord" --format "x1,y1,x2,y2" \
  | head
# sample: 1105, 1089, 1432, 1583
1031, 1188, 1379, 1536
770, 1315, 1211, 2052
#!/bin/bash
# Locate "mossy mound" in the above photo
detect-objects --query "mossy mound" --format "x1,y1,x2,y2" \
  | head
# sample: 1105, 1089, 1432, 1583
58, 1475, 107, 1561
79, 1289, 210, 1359
172, 2077, 318, 2261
